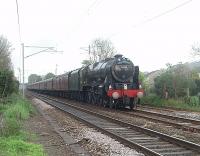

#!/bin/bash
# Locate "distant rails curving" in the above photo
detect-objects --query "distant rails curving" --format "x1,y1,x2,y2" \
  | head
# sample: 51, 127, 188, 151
27, 54, 144, 109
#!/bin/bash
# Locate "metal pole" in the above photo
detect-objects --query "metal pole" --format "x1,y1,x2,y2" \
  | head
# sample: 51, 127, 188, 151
22, 43, 25, 98
199, 94, 200, 105
198, 92, 200, 105
89, 45, 91, 62
18, 68, 21, 83
55, 64, 58, 75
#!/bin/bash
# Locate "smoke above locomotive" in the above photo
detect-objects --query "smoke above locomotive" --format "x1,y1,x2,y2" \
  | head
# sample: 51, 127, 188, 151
28, 54, 144, 109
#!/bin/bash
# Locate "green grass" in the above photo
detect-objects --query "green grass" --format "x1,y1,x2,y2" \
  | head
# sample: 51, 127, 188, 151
1, 94, 35, 136
0, 137, 45, 156
0, 104, 9, 113
0, 94, 46, 156
4, 97, 32, 120
141, 94, 200, 111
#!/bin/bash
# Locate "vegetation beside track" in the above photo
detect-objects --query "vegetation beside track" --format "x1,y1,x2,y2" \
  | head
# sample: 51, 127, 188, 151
140, 62, 200, 111
141, 94, 200, 111
0, 94, 46, 156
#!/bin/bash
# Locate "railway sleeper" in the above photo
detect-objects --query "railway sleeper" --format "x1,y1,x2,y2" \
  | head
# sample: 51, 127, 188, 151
153, 147, 190, 153
145, 143, 176, 149
123, 134, 147, 138
133, 139, 160, 143
129, 138, 159, 143
104, 127, 132, 130
160, 150, 194, 156
139, 141, 171, 146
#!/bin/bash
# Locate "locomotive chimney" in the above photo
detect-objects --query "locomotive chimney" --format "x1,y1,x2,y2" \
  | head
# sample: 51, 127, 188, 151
114, 54, 123, 59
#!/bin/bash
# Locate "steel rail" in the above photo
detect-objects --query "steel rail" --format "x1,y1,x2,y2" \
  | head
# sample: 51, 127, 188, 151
138, 105, 198, 113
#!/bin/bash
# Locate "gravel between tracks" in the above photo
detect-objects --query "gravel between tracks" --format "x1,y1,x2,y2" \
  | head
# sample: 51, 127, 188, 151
139, 106, 200, 120
30, 97, 144, 156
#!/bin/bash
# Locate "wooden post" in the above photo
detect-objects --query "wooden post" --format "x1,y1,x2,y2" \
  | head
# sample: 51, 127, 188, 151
186, 88, 190, 97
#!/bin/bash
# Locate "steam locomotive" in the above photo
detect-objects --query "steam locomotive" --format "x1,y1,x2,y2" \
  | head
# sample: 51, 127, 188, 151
27, 54, 144, 109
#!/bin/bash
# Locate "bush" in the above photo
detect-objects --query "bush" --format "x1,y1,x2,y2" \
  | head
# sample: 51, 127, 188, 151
184, 96, 199, 106
0, 70, 19, 97
140, 94, 164, 107
141, 94, 200, 111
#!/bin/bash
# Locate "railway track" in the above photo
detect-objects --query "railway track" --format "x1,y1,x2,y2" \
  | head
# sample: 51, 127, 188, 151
125, 109, 200, 133
30, 92, 200, 156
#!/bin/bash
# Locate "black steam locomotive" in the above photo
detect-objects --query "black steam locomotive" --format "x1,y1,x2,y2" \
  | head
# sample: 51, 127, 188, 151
27, 54, 144, 109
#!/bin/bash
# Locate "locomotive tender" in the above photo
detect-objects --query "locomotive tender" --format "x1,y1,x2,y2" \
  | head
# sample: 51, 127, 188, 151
27, 54, 144, 109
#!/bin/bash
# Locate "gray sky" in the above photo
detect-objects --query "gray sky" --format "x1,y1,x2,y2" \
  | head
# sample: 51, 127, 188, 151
0, 0, 199, 82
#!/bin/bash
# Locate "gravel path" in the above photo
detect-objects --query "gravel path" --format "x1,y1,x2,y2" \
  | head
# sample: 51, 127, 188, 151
23, 100, 76, 156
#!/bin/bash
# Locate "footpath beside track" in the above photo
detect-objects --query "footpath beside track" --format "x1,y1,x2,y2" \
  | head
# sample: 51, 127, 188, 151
30, 92, 200, 156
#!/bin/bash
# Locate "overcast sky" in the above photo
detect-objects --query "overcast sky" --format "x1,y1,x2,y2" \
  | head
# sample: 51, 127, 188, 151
0, 0, 200, 82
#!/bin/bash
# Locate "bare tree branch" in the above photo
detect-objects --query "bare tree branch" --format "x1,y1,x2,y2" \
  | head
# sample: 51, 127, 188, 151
1, 75, 7, 98
0, 36, 12, 70
191, 43, 200, 57
89, 38, 116, 63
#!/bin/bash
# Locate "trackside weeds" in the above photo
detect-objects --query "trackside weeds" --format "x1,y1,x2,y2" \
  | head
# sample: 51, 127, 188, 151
141, 95, 200, 111
0, 94, 46, 156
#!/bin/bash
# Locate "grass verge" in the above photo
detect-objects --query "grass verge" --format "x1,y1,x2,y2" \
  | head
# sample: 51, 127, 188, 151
140, 94, 200, 112
0, 94, 46, 156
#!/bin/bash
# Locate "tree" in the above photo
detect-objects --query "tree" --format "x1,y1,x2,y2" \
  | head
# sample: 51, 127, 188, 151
0, 36, 18, 97
28, 74, 42, 83
154, 63, 197, 98
44, 72, 55, 80
139, 72, 150, 94
82, 38, 116, 65
154, 72, 174, 98
81, 60, 91, 66
0, 36, 12, 70
0, 70, 18, 97
192, 43, 200, 57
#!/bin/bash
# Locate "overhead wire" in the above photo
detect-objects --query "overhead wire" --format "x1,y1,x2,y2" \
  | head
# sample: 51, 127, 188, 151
15, 0, 22, 83
15, 0, 22, 43
87, 0, 100, 13
66, 0, 102, 41
109, 0, 193, 38
134, 0, 193, 27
